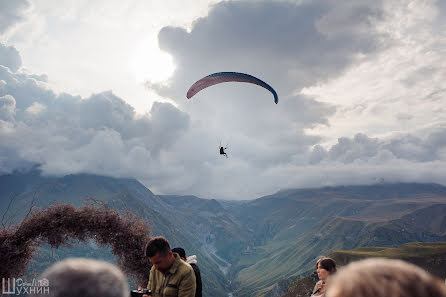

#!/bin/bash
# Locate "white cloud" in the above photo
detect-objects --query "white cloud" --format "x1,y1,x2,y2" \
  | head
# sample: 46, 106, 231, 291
0, 63, 190, 184
0, 0, 30, 35
2, 0, 219, 113
303, 0, 446, 144
0, 94, 16, 121
25, 101, 46, 114
1, 0, 446, 199
309, 127, 446, 165
0, 44, 22, 72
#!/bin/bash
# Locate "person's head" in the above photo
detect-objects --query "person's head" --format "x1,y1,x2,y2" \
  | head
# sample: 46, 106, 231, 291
326, 258, 446, 297
145, 236, 175, 272
316, 257, 337, 281
172, 247, 186, 261
32, 258, 129, 297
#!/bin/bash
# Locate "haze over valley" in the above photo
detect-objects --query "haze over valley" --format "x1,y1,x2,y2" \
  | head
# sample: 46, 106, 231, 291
1, 171, 446, 296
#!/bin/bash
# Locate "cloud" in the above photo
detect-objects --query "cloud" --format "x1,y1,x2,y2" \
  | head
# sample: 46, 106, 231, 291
263, 158, 446, 192
308, 127, 446, 165
133, 0, 395, 197
315, 0, 383, 38
0, 44, 22, 72
149, 0, 389, 168
327, 133, 381, 163
0, 0, 30, 35
1, 1, 446, 199
154, 0, 385, 100
0, 94, 16, 121
25, 101, 46, 115
0, 63, 190, 182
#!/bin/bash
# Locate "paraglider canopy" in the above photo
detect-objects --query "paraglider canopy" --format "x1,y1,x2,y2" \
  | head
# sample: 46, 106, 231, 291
186, 72, 278, 104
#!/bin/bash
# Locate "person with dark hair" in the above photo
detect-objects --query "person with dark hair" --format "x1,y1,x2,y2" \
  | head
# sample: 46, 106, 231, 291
31, 258, 129, 297
172, 247, 202, 297
311, 257, 337, 297
326, 258, 446, 297
144, 236, 196, 297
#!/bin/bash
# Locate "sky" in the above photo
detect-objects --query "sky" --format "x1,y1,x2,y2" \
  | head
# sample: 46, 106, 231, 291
1, 0, 446, 200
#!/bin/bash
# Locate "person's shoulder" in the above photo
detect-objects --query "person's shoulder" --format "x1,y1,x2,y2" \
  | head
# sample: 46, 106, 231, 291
178, 258, 194, 273
312, 280, 323, 293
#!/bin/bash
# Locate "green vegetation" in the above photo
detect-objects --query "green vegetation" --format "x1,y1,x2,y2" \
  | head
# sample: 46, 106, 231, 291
0, 173, 229, 297
332, 241, 446, 258
281, 241, 446, 297
2, 172, 446, 297
233, 207, 446, 297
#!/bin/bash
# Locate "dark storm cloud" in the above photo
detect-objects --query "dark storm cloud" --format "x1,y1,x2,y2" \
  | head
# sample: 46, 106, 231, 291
154, 0, 385, 101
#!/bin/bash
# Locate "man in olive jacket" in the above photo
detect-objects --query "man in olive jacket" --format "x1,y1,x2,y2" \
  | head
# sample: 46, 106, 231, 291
145, 236, 196, 297
172, 247, 202, 297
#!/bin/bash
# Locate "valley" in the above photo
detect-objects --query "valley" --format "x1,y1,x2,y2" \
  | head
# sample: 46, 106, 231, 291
1, 171, 446, 296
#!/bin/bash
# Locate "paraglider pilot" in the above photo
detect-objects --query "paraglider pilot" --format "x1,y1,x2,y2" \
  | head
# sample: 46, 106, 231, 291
220, 146, 228, 158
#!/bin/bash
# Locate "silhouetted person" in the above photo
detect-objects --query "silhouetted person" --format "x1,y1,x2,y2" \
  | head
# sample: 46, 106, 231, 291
219, 146, 228, 158
172, 247, 202, 297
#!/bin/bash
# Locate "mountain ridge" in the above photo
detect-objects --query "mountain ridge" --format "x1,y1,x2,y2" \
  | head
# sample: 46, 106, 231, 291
0, 171, 230, 296
2, 171, 446, 297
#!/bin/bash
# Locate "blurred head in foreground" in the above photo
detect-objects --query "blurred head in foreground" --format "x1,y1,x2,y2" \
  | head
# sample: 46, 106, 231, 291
32, 258, 129, 297
326, 258, 446, 297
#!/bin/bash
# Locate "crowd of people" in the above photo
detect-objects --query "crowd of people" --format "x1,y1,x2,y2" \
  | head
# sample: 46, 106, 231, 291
31, 236, 446, 297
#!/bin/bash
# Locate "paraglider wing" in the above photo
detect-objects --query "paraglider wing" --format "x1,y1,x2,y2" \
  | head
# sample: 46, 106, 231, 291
186, 72, 278, 104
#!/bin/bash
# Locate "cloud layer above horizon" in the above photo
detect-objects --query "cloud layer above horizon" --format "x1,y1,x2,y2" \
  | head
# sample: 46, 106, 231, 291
1, 0, 446, 199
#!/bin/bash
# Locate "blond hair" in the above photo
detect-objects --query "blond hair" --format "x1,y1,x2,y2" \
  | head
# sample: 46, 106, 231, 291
326, 258, 446, 297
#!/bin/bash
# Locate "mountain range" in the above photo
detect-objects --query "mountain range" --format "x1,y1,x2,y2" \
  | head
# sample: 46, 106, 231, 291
1, 170, 446, 296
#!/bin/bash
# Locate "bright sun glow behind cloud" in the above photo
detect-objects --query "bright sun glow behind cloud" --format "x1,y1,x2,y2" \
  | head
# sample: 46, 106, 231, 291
130, 39, 175, 84
3, 0, 446, 199
2, 0, 217, 113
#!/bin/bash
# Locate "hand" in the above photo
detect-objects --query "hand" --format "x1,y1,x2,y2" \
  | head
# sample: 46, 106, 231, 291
320, 281, 328, 293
